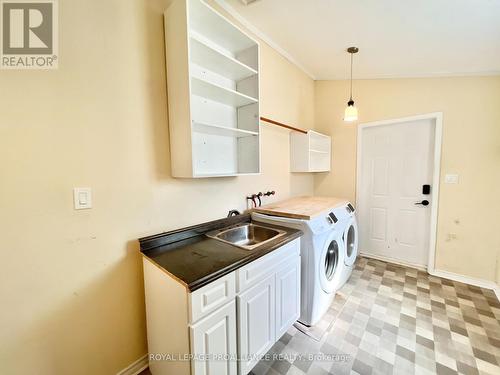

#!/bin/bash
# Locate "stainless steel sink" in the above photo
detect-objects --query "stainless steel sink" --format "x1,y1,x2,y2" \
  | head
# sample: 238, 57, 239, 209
206, 223, 286, 250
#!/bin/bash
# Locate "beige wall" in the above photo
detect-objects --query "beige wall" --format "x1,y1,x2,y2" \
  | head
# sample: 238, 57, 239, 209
314, 76, 500, 283
2, 1, 499, 373
0, 0, 314, 374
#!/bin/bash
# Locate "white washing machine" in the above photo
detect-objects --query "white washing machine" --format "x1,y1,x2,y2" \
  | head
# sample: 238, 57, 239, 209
333, 203, 359, 291
252, 202, 352, 326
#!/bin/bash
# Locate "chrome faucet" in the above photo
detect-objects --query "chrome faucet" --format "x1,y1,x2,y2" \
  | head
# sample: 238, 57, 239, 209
227, 209, 241, 217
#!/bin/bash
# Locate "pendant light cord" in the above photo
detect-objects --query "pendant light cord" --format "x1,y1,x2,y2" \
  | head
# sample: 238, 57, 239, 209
350, 52, 353, 101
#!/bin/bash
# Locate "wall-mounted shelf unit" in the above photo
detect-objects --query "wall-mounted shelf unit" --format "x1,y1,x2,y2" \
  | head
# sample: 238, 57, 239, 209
290, 130, 331, 172
165, 0, 260, 178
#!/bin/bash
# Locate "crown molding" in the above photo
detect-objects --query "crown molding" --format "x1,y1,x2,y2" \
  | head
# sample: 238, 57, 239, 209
214, 0, 316, 80
315, 70, 500, 81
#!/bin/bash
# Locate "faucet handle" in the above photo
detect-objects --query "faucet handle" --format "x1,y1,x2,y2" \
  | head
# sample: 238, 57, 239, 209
227, 209, 241, 217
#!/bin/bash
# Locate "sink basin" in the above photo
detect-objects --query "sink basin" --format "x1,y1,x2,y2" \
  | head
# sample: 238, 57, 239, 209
207, 223, 286, 250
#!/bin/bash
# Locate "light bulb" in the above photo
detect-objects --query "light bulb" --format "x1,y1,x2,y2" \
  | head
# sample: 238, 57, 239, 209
344, 100, 358, 122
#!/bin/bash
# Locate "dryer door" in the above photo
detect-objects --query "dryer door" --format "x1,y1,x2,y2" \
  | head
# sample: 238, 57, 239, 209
319, 231, 345, 294
343, 217, 359, 267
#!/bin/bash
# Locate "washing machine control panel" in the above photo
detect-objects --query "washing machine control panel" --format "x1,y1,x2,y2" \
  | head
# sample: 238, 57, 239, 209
327, 212, 338, 224
309, 218, 329, 233
326, 203, 354, 225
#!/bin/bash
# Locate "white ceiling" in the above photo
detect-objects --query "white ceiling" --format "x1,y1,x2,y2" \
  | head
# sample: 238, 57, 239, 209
218, 0, 500, 80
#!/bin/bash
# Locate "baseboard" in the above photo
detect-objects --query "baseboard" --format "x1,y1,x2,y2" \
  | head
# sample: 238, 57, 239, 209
117, 354, 148, 375
360, 252, 500, 302
359, 252, 427, 271
431, 268, 499, 298
493, 285, 500, 302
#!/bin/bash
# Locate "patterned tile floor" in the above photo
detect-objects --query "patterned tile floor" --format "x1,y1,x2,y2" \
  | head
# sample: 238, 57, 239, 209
140, 257, 500, 375
250, 257, 500, 375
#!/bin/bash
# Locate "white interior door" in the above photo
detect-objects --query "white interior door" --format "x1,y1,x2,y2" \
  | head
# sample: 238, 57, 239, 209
358, 119, 435, 267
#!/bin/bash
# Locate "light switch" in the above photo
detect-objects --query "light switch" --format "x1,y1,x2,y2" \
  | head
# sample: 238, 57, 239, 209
74, 188, 92, 210
444, 174, 459, 184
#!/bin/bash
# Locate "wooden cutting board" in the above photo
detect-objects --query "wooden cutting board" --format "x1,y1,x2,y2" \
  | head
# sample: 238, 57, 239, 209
253, 196, 348, 220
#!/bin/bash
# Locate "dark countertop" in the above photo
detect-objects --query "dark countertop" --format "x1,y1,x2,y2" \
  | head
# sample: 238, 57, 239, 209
139, 214, 302, 291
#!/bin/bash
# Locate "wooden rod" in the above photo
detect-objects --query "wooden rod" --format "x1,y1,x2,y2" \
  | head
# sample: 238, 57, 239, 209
260, 116, 308, 134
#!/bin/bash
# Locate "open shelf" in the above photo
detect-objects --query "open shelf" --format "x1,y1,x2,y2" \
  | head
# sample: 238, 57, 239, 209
309, 131, 330, 153
189, 0, 256, 55
165, 0, 260, 178
191, 76, 258, 107
193, 121, 258, 138
190, 32, 257, 81
291, 130, 331, 172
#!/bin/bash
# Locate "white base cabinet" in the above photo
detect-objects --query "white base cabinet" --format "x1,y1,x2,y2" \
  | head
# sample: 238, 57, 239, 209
275, 257, 301, 339
237, 254, 301, 375
190, 300, 237, 375
143, 238, 300, 375
237, 275, 276, 375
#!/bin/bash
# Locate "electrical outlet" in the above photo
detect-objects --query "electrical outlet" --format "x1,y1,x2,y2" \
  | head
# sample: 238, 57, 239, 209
446, 233, 457, 241
445, 174, 459, 184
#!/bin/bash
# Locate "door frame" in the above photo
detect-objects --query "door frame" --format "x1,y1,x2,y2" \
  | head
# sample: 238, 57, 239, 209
355, 112, 443, 273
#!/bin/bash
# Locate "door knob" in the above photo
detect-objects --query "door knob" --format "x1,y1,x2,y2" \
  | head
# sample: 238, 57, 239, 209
415, 200, 429, 206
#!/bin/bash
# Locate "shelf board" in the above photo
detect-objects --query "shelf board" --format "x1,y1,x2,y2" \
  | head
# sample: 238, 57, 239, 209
193, 121, 258, 138
190, 33, 257, 81
193, 172, 260, 178
189, 0, 257, 55
191, 76, 258, 107
310, 149, 329, 154
194, 172, 237, 178
309, 130, 330, 139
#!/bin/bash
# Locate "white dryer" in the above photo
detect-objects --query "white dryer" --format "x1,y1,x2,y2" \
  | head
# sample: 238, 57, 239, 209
252, 202, 349, 326
333, 203, 359, 291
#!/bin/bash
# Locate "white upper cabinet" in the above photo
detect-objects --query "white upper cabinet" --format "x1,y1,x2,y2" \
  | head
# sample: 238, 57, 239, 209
164, 0, 260, 178
290, 130, 331, 172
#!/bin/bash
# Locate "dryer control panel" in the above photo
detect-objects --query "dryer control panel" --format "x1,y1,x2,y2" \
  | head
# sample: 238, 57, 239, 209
310, 202, 356, 232
326, 202, 354, 225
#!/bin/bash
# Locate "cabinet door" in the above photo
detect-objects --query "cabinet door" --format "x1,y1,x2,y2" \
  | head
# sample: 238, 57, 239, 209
237, 275, 275, 375
190, 300, 237, 375
275, 257, 301, 339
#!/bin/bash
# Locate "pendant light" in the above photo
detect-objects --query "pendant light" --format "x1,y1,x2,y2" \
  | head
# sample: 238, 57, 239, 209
344, 47, 359, 122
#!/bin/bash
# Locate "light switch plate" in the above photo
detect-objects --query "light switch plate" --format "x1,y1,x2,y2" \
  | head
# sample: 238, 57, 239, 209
444, 174, 459, 184
74, 188, 92, 209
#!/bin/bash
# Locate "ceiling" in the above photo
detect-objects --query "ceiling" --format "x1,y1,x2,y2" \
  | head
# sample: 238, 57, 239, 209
218, 0, 500, 80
